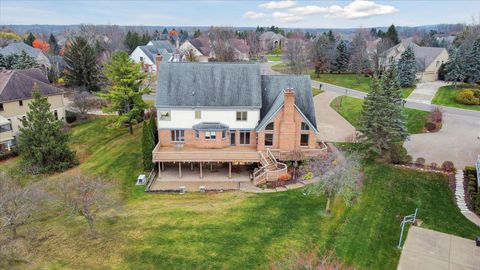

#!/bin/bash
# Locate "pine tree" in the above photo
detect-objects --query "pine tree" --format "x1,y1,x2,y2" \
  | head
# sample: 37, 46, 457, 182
397, 46, 417, 87
149, 114, 158, 144
24, 32, 35, 46
444, 46, 466, 87
48, 33, 60, 55
99, 52, 150, 134
1, 51, 39, 69
359, 64, 408, 155
18, 85, 77, 173
386, 24, 400, 45
333, 40, 349, 73
64, 36, 100, 92
465, 38, 480, 84
141, 121, 155, 171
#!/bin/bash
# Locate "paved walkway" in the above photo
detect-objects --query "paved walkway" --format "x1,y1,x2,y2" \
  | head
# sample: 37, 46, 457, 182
405, 81, 447, 104
313, 91, 357, 142
398, 226, 480, 270
454, 170, 480, 226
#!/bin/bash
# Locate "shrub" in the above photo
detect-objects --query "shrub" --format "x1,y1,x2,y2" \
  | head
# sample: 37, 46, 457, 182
415, 157, 426, 167
389, 144, 408, 164
405, 155, 413, 164
65, 110, 77, 123
464, 166, 476, 176
424, 121, 437, 132
455, 89, 480, 105
302, 172, 314, 181
476, 193, 480, 214
430, 162, 438, 170
0, 147, 19, 161
278, 173, 291, 182
441, 161, 455, 172
428, 107, 443, 123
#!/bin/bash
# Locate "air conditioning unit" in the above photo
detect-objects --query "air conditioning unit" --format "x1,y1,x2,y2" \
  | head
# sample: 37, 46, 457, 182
199, 186, 206, 192
179, 186, 186, 194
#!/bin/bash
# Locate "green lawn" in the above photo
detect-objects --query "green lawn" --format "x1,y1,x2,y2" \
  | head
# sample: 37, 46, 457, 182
432, 84, 480, 111
2, 117, 478, 269
271, 64, 415, 98
312, 87, 324, 96
265, 54, 282, 62
330, 96, 430, 134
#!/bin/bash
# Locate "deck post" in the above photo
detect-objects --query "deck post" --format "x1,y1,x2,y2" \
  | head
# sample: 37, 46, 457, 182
158, 162, 161, 178
191, 162, 194, 171
178, 162, 182, 178
210, 163, 213, 172
200, 162, 203, 179
228, 162, 232, 179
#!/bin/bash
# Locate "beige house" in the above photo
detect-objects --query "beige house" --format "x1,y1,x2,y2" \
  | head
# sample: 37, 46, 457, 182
178, 38, 211, 62
259, 31, 286, 52
0, 69, 66, 151
379, 41, 449, 82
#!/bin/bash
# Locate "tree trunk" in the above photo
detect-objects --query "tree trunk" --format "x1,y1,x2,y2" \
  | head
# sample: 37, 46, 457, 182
128, 121, 133, 135
12, 226, 17, 238
325, 197, 331, 213
86, 217, 97, 239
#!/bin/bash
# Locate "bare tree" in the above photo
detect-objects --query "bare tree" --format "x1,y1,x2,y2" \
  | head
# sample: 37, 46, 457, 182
0, 173, 46, 238
245, 31, 261, 59
283, 39, 309, 74
184, 49, 198, 62
70, 91, 97, 119
59, 174, 118, 238
209, 27, 236, 62
304, 153, 362, 213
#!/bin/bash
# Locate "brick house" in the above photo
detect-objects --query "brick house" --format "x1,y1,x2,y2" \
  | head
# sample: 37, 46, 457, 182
151, 57, 324, 190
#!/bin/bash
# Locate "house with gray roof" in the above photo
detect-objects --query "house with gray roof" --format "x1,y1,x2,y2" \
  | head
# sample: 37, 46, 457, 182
129, 40, 176, 72
0, 42, 51, 69
379, 40, 449, 82
0, 69, 66, 152
259, 31, 286, 52
150, 61, 324, 191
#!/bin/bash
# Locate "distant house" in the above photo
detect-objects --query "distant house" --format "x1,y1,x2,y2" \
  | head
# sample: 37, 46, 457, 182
178, 37, 212, 62
259, 31, 286, 52
0, 42, 51, 69
379, 40, 448, 82
229, 38, 250, 61
129, 40, 176, 72
0, 69, 66, 151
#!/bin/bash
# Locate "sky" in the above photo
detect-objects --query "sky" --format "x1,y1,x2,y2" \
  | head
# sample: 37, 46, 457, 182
1, 0, 479, 28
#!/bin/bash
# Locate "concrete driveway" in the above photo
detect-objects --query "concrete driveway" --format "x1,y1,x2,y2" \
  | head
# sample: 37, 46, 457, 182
313, 91, 356, 142
405, 81, 447, 104
405, 113, 480, 168
398, 226, 480, 270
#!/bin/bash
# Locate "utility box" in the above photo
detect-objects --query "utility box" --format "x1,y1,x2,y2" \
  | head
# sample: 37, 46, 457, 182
136, 174, 146, 185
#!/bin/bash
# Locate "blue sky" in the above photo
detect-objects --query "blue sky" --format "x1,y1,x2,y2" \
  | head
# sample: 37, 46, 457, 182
1, 0, 479, 28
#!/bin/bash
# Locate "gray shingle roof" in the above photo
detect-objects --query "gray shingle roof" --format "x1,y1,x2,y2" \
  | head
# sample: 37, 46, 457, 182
192, 122, 229, 131
0, 42, 42, 58
149, 40, 175, 53
258, 75, 317, 132
139, 45, 171, 63
0, 69, 63, 102
156, 62, 262, 108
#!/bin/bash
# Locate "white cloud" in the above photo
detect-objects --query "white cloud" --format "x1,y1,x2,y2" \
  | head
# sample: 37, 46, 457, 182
243, 11, 267, 19
259, 0, 297, 9
288, 0, 398, 19
272, 12, 303, 23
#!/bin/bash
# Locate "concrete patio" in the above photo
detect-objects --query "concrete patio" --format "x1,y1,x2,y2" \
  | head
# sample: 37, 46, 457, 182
398, 226, 480, 270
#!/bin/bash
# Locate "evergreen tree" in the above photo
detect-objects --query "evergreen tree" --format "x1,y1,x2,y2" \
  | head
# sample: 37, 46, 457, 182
333, 40, 349, 73
397, 46, 417, 87
64, 36, 100, 92
18, 85, 77, 173
359, 64, 408, 155
48, 33, 60, 55
385, 24, 400, 45
444, 46, 466, 87
149, 113, 158, 144
24, 32, 35, 46
0, 51, 39, 69
99, 52, 150, 134
465, 38, 480, 84
141, 31, 151, 45
141, 121, 155, 171
124, 31, 142, 53
194, 29, 201, 38
162, 28, 169, 35
153, 30, 161, 40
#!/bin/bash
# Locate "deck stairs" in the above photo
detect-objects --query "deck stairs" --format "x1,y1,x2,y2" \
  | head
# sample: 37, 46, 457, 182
253, 148, 288, 186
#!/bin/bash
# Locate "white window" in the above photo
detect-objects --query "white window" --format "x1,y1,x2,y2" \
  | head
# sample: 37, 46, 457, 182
159, 111, 171, 121
205, 131, 216, 140
236, 111, 247, 121
171, 130, 184, 142
195, 111, 201, 119
239, 130, 250, 145
301, 122, 310, 131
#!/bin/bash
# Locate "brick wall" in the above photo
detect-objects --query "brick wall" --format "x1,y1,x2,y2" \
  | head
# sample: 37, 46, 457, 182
159, 129, 256, 149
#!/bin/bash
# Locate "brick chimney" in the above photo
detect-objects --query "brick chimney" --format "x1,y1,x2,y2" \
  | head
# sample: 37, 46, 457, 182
278, 89, 297, 151
155, 54, 163, 76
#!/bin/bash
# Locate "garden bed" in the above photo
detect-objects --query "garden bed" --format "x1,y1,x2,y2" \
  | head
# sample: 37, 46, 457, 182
432, 84, 480, 111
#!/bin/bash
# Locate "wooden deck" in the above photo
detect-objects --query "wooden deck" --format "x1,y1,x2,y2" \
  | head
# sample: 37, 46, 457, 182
152, 144, 260, 162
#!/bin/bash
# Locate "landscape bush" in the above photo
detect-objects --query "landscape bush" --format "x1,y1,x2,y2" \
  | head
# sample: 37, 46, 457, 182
424, 122, 437, 132
389, 144, 409, 164
430, 162, 438, 170
441, 161, 455, 172
65, 110, 77, 123
455, 89, 480, 105
278, 173, 291, 182
415, 157, 426, 167
302, 171, 314, 181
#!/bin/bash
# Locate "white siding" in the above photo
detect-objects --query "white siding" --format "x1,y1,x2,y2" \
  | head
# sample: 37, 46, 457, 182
157, 109, 260, 129
130, 47, 155, 71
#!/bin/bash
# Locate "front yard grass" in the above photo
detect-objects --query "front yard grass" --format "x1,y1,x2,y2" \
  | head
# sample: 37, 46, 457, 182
432, 84, 480, 111
330, 96, 429, 134
1, 117, 478, 269
265, 54, 282, 62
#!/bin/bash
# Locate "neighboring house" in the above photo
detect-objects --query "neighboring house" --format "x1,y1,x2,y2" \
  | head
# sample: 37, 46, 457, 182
129, 40, 176, 72
379, 40, 449, 82
0, 42, 51, 69
0, 69, 66, 151
229, 38, 250, 61
259, 31, 286, 52
178, 37, 211, 62
152, 58, 324, 190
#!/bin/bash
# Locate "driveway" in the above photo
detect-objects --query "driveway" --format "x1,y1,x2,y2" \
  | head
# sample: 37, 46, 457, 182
405, 81, 447, 104
313, 91, 356, 142
404, 113, 480, 168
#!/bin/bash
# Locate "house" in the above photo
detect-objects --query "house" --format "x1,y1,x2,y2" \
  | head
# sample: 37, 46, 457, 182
259, 31, 286, 52
229, 38, 250, 61
0, 42, 51, 69
379, 40, 449, 82
129, 40, 176, 72
151, 57, 325, 191
0, 69, 66, 152
178, 37, 212, 62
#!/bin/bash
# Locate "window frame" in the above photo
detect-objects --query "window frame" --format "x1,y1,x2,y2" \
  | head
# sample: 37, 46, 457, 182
264, 133, 273, 146
195, 111, 201, 119
300, 134, 309, 147
159, 111, 171, 121
301, 122, 310, 131
0, 103, 3, 111
236, 111, 248, 121
54, 110, 58, 120
19, 100, 23, 106
265, 122, 274, 130
171, 130, 185, 142
195, 130, 199, 139
205, 131, 217, 140
239, 130, 250, 145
